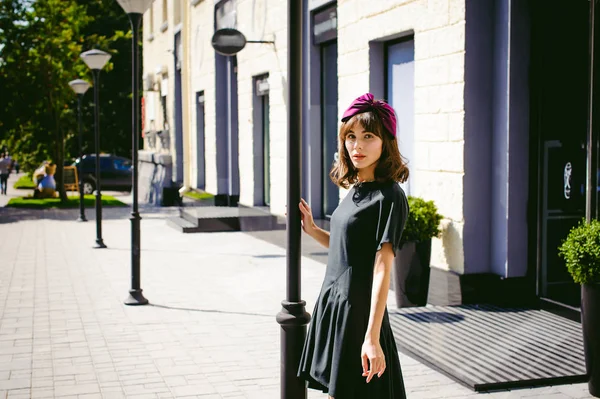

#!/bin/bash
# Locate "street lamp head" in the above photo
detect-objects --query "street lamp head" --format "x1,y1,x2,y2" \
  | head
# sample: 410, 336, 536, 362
80, 49, 111, 71
116, 0, 153, 14
68, 79, 91, 95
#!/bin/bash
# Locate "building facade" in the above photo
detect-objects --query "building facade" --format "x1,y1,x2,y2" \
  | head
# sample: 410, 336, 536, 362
142, 0, 598, 317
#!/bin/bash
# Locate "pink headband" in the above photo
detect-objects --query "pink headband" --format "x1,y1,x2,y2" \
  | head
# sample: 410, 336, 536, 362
341, 93, 397, 137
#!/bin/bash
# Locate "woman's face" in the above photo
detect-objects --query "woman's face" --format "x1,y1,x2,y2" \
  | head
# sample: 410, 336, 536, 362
344, 123, 383, 171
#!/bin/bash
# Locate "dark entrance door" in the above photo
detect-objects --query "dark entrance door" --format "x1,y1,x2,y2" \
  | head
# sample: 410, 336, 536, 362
530, 1, 593, 310
253, 75, 270, 207
262, 93, 271, 206
174, 32, 184, 184
196, 91, 205, 190
321, 40, 338, 218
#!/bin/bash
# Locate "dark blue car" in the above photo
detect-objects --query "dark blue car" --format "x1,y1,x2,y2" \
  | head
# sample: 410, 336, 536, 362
75, 154, 132, 194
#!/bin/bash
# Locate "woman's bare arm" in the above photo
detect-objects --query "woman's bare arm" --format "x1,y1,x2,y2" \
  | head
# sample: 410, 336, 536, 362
307, 225, 330, 249
365, 243, 394, 338
361, 242, 395, 382
299, 198, 330, 248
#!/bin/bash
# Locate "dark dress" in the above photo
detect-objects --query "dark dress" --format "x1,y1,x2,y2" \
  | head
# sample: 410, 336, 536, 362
298, 180, 409, 399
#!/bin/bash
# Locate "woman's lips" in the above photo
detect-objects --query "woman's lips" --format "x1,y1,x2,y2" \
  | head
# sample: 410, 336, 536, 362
352, 155, 366, 160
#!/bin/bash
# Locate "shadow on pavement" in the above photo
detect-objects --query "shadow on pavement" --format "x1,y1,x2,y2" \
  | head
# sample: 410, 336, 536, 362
0, 204, 180, 224
102, 245, 287, 258
149, 303, 273, 318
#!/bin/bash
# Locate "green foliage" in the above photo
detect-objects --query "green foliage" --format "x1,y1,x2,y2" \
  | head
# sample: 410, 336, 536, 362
0, 0, 137, 202
0, 0, 91, 201
559, 219, 600, 285
7, 194, 126, 209
402, 196, 443, 243
13, 174, 35, 189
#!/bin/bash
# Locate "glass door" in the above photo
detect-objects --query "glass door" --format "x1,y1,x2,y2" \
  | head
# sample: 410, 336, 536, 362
531, 0, 591, 309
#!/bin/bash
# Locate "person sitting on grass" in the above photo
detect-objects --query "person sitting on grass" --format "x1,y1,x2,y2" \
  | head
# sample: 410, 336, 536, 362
33, 163, 57, 199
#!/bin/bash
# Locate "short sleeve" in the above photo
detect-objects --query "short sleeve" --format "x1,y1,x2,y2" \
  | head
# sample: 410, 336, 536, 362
375, 185, 409, 256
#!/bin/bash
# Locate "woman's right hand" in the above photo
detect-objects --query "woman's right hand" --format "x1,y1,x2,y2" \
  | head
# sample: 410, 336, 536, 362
298, 198, 316, 235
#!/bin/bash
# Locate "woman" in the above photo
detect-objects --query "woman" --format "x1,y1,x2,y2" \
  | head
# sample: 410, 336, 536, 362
297, 93, 410, 399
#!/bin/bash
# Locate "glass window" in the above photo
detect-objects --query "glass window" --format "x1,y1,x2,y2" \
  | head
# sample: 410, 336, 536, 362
113, 159, 132, 171
386, 38, 414, 195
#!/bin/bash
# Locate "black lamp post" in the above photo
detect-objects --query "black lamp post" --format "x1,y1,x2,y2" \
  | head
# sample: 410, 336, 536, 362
275, 1, 310, 398
80, 49, 111, 249
116, 0, 153, 306
68, 79, 91, 223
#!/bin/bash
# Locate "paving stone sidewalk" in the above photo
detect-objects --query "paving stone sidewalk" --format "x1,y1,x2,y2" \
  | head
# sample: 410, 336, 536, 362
0, 172, 26, 207
0, 175, 594, 398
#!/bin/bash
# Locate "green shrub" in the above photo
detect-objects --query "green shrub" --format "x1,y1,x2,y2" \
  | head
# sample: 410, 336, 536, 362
559, 219, 600, 285
402, 196, 443, 243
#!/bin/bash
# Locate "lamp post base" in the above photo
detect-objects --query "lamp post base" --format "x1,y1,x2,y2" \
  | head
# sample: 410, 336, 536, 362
77, 217, 88, 222
276, 300, 311, 399
124, 289, 149, 306
94, 239, 107, 249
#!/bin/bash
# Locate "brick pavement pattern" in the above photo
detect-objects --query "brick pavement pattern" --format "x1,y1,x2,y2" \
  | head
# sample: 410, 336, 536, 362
0, 174, 594, 398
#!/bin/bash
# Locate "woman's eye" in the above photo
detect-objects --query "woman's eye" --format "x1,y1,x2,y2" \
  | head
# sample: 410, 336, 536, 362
347, 134, 356, 140
364, 134, 373, 139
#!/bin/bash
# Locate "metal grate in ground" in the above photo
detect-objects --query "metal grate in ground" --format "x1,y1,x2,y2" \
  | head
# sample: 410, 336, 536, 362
389, 304, 588, 391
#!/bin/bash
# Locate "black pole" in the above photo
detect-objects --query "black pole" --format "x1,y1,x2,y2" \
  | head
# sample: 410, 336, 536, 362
124, 12, 148, 306
588, 0, 599, 223
275, 1, 310, 398
77, 94, 87, 222
92, 70, 107, 248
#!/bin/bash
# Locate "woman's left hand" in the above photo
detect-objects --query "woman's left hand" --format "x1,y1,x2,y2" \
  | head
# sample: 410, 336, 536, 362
361, 339, 386, 383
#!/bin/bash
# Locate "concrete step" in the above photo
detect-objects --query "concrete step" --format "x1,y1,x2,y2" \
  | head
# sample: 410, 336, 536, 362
178, 205, 286, 233
166, 216, 203, 233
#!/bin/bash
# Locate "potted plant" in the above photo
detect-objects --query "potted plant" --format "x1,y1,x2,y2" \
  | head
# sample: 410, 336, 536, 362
393, 196, 443, 308
559, 219, 600, 398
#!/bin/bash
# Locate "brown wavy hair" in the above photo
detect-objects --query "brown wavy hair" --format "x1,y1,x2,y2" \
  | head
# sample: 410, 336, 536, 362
329, 111, 409, 189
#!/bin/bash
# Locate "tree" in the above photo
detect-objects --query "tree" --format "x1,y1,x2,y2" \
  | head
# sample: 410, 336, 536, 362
0, 0, 92, 201
71, 0, 134, 163
0, 0, 136, 202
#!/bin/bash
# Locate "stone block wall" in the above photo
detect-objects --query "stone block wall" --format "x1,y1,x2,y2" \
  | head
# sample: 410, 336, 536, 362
143, 0, 177, 156
189, 0, 217, 194
234, 0, 288, 215
338, 0, 467, 273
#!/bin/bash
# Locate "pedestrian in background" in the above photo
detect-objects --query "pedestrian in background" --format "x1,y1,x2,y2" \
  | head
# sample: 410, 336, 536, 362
0, 153, 12, 195
297, 93, 410, 399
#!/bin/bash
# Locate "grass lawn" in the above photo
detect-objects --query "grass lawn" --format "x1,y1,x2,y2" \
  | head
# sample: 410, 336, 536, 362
13, 175, 36, 189
183, 190, 214, 201
6, 195, 127, 209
